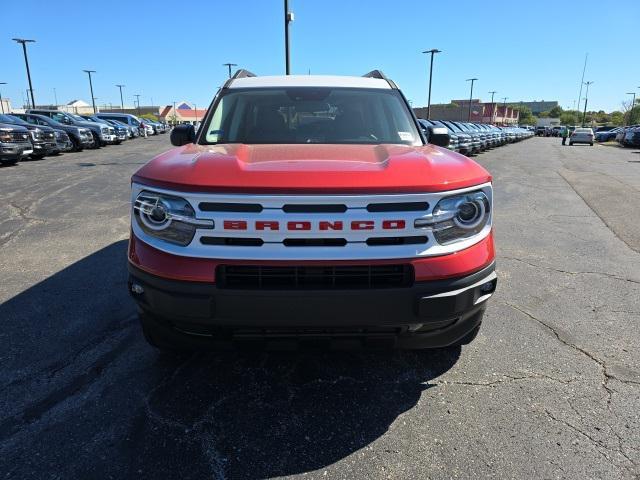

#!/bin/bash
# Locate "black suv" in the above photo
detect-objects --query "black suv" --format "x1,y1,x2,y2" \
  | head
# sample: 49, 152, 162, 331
26, 109, 114, 148
13, 113, 95, 151
0, 123, 32, 165
0, 114, 57, 159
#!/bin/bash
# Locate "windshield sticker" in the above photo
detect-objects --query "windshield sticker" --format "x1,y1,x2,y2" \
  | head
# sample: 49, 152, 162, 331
398, 132, 413, 142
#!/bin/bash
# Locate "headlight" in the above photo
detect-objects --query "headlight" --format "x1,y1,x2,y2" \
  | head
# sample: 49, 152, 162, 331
133, 191, 213, 246
31, 130, 42, 140
415, 190, 491, 245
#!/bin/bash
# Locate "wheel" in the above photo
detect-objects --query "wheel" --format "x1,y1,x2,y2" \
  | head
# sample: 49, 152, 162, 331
90, 132, 101, 149
0, 159, 19, 166
30, 153, 47, 160
569, 142, 573, 146
70, 136, 83, 152
590, 143, 593, 146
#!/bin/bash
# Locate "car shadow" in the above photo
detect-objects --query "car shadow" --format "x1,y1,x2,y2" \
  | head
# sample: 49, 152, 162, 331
1, 240, 461, 479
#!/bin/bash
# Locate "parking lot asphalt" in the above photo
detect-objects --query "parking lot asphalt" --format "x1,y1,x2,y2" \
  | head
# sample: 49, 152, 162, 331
1, 136, 639, 479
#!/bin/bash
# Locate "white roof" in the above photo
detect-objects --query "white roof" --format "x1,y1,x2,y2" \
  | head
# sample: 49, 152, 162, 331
229, 75, 391, 90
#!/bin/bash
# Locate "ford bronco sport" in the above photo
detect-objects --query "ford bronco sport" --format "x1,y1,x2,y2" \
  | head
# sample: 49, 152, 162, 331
128, 70, 496, 351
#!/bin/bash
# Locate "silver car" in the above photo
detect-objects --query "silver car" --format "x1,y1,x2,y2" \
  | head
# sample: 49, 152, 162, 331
569, 127, 594, 146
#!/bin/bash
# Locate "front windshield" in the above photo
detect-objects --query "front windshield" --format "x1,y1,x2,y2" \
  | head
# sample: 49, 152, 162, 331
69, 113, 85, 122
204, 87, 421, 146
0, 114, 23, 125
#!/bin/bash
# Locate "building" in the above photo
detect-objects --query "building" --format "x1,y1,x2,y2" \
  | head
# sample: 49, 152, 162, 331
0, 97, 12, 114
516, 101, 559, 116
414, 99, 519, 125
60, 100, 95, 115
159, 101, 207, 125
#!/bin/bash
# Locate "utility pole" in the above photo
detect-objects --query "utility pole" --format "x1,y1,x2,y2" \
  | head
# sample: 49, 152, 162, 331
12, 38, 36, 108
625, 92, 636, 126
582, 81, 593, 127
83, 70, 97, 114
134, 94, 141, 116
53, 87, 58, 106
466, 78, 477, 121
173, 101, 177, 126
194, 103, 198, 125
223, 63, 237, 78
488, 91, 497, 124
502, 97, 508, 125
0, 82, 6, 114
576, 53, 588, 120
116, 84, 125, 112
422, 49, 441, 120
284, 0, 294, 74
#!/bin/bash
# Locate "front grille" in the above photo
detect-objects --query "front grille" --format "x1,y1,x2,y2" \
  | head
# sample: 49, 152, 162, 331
5, 132, 31, 143
216, 264, 413, 290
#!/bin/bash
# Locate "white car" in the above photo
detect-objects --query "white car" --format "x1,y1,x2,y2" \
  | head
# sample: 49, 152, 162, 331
570, 128, 594, 146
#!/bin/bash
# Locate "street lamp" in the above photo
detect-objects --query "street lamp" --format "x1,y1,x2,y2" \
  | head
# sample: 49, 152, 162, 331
422, 49, 441, 120
83, 70, 97, 114
53, 87, 58, 107
502, 97, 508, 125
116, 84, 125, 112
284, 0, 294, 74
626, 92, 636, 126
223, 63, 237, 78
134, 94, 141, 116
12, 38, 36, 108
488, 91, 497, 124
0, 82, 6, 114
581, 81, 593, 127
466, 78, 477, 121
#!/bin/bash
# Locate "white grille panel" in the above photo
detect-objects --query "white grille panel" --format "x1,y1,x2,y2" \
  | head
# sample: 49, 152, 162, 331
131, 182, 492, 260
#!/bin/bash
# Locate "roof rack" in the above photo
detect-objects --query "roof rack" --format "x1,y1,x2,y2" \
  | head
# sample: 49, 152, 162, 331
223, 69, 257, 88
362, 70, 397, 89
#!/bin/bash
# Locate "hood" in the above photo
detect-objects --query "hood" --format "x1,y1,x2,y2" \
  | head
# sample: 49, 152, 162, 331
0, 123, 29, 133
133, 143, 491, 194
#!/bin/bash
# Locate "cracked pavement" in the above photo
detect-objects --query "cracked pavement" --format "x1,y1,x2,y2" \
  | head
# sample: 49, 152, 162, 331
0, 136, 639, 479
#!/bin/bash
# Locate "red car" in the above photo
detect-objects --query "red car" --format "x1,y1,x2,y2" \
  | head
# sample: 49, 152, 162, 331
127, 70, 496, 351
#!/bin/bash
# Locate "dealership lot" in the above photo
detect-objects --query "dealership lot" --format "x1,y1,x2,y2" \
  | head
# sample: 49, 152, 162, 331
1, 137, 639, 478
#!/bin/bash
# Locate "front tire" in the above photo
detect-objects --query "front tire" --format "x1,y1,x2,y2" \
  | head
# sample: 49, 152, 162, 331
139, 312, 191, 355
569, 142, 574, 146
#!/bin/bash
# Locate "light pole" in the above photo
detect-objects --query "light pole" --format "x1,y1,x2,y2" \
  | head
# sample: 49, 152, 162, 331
83, 70, 97, 114
284, 0, 294, 74
488, 91, 497, 124
223, 63, 237, 78
53, 87, 58, 106
116, 84, 125, 112
502, 97, 508, 125
422, 49, 441, 119
12, 38, 36, 108
194, 103, 198, 125
134, 94, 141, 116
581, 81, 593, 127
626, 92, 636, 126
0, 82, 6, 114
466, 78, 477, 121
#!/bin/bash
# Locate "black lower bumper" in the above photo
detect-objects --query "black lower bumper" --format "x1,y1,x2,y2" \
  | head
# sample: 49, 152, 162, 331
128, 262, 496, 349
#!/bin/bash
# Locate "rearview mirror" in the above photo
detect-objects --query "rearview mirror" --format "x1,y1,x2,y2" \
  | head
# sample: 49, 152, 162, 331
170, 124, 195, 146
427, 126, 450, 148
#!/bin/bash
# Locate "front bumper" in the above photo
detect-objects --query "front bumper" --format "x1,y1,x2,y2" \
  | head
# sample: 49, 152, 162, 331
128, 261, 496, 349
0, 142, 32, 161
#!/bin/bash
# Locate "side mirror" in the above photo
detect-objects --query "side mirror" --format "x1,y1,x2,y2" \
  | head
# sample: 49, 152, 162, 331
170, 124, 195, 146
427, 126, 450, 148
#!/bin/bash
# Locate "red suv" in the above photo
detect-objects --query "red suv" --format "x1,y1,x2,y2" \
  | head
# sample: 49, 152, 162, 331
128, 70, 496, 351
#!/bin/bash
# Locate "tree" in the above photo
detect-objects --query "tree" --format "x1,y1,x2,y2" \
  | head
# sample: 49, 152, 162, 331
509, 104, 536, 125
560, 111, 579, 126
548, 106, 564, 118
628, 106, 640, 125
610, 111, 624, 126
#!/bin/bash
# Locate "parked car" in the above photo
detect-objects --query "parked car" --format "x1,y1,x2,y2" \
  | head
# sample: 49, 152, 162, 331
129, 70, 496, 352
441, 120, 473, 155
569, 127, 594, 146
52, 129, 74, 153
0, 123, 32, 165
622, 125, 640, 147
595, 127, 621, 142
104, 119, 137, 139
81, 115, 126, 144
418, 119, 458, 152
0, 114, 57, 159
26, 109, 115, 148
95, 113, 144, 138
11, 113, 94, 151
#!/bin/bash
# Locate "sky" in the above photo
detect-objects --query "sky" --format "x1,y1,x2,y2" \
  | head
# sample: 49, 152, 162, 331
2, 0, 638, 113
